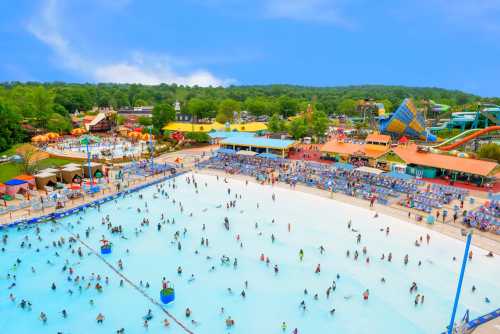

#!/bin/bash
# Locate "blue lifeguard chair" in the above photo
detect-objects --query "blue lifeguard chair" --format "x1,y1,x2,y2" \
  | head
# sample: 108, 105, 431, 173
100, 240, 112, 254
160, 287, 175, 304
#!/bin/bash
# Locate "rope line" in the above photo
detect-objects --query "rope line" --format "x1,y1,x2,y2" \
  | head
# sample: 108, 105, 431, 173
59, 222, 194, 334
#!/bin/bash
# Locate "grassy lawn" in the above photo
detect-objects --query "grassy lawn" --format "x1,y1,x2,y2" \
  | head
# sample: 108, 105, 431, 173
36, 157, 73, 169
0, 163, 22, 183
0, 157, 73, 183
0, 143, 25, 157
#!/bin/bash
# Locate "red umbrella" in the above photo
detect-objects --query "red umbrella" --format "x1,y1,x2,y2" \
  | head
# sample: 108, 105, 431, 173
398, 136, 409, 144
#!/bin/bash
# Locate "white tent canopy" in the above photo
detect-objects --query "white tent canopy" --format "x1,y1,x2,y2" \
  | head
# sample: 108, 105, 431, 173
63, 163, 82, 169
236, 150, 258, 156
62, 166, 82, 172
34, 172, 57, 178
38, 168, 60, 174
356, 166, 384, 175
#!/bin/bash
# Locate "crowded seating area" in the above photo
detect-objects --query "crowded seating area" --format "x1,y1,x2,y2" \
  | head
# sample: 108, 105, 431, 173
463, 200, 500, 234
200, 152, 424, 207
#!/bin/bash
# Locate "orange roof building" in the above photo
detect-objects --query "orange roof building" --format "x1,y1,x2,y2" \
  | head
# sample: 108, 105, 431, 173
365, 133, 391, 145
321, 136, 391, 159
391, 144, 497, 177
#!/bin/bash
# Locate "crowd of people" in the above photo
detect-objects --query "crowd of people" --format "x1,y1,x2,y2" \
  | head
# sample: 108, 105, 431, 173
464, 200, 500, 234
1, 167, 498, 333
200, 152, 471, 214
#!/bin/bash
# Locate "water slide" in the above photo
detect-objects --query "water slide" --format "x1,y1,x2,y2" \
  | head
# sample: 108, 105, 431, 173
480, 109, 500, 125
431, 126, 500, 151
429, 121, 449, 131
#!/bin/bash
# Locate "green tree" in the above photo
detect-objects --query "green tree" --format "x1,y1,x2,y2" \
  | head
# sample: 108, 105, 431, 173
478, 143, 500, 163
187, 98, 214, 119
152, 103, 176, 131
311, 110, 329, 138
267, 113, 283, 133
288, 118, 308, 139
116, 114, 126, 126
138, 116, 153, 127
244, 97, 271, 116
278, 96, 299, 118
0, 102, 25, 152
216, 99, 240, 123
30, 86, 54, 128
337, 99, 357, 116
134, 99, 148, 107
53, 103, 69, 117
47, 113, 72, 133
185, 132, 210, 143
380, 99, 393, 114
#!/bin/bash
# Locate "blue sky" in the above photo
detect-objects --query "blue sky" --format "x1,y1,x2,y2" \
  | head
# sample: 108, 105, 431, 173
1, 0, 499, 96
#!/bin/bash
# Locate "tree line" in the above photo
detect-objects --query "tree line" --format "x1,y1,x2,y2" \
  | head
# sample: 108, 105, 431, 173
0, 82, 497, 151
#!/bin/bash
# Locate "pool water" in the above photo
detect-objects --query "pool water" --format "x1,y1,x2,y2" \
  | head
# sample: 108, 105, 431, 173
47, 142, 145, 158
1, 173, 499, 334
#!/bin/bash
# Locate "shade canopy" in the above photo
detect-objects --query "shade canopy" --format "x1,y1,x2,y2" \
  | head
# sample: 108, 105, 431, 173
333, 162, 354, 171
383, 171, 414, 180
257, 152, 280, 159
356, 166, 384, 175
216, 148, 236, 154
39, 168, 61, 174
4, 179, 27, 186
236, 150, 258, 156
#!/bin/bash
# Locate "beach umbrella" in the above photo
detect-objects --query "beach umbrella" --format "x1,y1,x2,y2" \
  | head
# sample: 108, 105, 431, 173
128, 131, 141, 139
45, 132, 60, 140
70, 128, 87, 136
79, 135, 101, 145
32, 135, 49, 142
141, 133, 155, 141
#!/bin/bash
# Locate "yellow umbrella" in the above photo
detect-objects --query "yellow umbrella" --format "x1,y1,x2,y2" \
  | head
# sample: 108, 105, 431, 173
70, 128, 86, 135
141, 133, 155, 141
45, 132, 60, 139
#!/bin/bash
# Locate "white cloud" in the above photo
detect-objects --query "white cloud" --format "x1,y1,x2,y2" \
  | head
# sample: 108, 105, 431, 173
27, 0, 232, 86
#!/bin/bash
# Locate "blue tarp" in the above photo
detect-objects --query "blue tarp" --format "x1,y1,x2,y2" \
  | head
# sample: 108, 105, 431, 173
216, 148, 236, 154
334, 162, 354, 171
5, 179, 27, 186
208, 131, 255, 139
489, 193, 500, 201
383, 171, 414, 180
257, 152, 280, 159
220, 136, 296, 149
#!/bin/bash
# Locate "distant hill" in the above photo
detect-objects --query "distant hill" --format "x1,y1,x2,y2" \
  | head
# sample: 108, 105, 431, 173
0, 82, 488, 115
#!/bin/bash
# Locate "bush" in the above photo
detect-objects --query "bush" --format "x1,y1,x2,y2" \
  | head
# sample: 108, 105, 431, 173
185, 132, 210, 143
478, 143, 500, 163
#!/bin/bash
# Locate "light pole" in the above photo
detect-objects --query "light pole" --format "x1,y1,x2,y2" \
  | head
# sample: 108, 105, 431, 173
80, 135, 100, 191
86, 140, 93, 186
149, 126, 154, 175
447, 232, 473, 334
